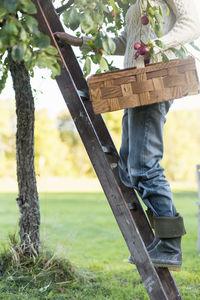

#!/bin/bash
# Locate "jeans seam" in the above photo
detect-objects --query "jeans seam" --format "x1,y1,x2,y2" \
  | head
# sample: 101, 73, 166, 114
142, 111, 149, 177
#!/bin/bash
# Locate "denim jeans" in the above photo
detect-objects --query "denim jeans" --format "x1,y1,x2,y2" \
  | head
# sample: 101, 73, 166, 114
118, 101, 176, 217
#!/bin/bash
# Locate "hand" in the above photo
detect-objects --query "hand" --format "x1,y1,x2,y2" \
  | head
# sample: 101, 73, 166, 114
54, 32, 83, 47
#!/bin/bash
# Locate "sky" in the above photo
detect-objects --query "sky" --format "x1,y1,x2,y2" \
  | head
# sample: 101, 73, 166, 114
1, 1, 200, 118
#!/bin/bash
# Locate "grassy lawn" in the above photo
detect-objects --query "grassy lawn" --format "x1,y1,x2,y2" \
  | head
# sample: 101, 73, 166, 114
0, 189, 200, 299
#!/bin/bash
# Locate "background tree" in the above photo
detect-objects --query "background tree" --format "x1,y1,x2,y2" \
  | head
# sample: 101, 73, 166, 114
57, 110, 95, 177
0, 0, 60, 255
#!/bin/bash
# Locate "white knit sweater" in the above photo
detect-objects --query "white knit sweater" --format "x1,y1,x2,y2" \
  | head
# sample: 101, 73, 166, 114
83, 0, 200, 68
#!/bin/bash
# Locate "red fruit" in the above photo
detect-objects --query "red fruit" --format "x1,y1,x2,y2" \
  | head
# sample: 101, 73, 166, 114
112, 11, 117, 17
141, 15, 149, 25
138, 46, 147, 55
97, 49, 103, 56
134, 52, 140, 59
134, 42, 141, 50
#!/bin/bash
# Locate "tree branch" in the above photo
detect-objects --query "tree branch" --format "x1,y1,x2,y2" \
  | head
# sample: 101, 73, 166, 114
56, 0, 74, 15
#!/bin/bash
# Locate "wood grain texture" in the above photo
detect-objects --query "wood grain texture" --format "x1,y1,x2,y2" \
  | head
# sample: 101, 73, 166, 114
87, 56, 200, 114
34, 1, 185, 298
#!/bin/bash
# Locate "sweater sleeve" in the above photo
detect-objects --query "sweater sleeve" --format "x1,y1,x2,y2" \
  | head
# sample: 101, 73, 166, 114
111, 27, 127, 55
154, 0, 200, 53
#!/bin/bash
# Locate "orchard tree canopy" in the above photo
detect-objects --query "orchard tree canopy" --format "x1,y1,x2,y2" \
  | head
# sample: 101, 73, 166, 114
0, 0, 60, 93
54, 0, 192, 76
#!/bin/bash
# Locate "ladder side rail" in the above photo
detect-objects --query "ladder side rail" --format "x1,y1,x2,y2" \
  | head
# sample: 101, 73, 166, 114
34, 0, 155, 245
33, 1, 182, 299
54, 55, 170, 300
33, 2, 169, 298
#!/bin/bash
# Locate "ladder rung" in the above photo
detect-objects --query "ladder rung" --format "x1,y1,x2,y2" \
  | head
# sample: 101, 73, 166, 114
78, 89, 89, 100
127, 202, 137, 210
102, 146, 115, 154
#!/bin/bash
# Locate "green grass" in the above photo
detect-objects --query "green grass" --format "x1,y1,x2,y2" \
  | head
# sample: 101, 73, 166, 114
0, 189, 200, 299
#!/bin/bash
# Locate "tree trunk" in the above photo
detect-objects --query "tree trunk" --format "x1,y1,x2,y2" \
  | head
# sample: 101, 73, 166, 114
8, 51, 40, 256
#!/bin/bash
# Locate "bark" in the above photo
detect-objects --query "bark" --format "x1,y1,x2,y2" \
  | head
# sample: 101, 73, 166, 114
8, 50, 40, 256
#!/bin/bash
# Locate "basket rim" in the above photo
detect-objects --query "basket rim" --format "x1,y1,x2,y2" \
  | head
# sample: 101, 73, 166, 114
87, 56, 195, 83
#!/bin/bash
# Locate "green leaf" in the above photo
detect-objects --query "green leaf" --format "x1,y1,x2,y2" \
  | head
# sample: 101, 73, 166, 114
165, 3, 170, 16
91, 53, 102, 64
158, 6, 164, 18
12, 44, 27, 62
102, 36, 116, 54
45, 45, 58, 56
94, 32, 103, 50
154, 23, 163, 38
50, 63, 60, 79
35, 33, 50, 49
148, 7, 155, 16
23, 15, 38, 34
155, 12, 163, 24
20, 0, 37, 14
149, 48, 158, 63
83, 57, 91, 76
0, 7, 7, 18
108, 37, 116, 54
155, 39, 165, 49
20, 27, 27, 41
0, 66, 8, 93
23, 48, 33, 68
161, 51, 169, 63
63, 7, 80, 31
179, 46, 187, 59
148, 15, 155, 30
102, 37, 110, 54
109, 0, 119, 13
100, 57, 109, 72
169, 47, 186, 59
4, 21, 18, 36
80, 11, 98, 35
3, 0, 17, 13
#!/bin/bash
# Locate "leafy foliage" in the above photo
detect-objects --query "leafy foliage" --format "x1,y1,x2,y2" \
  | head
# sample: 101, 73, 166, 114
0, 0, 60, 93
55, 0, 191, 76
60, 0, 135, 74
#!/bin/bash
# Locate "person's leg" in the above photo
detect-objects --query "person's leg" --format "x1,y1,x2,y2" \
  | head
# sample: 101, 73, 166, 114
119, 101, 186, 268
118, 109, 133, 188
127, 101, 175, 217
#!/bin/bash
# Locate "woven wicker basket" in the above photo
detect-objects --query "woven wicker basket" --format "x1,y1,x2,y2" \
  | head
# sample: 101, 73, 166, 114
87, 56, 200, 114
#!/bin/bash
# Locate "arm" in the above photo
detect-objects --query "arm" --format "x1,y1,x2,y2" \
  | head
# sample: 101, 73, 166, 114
54, 32, 83, 46
111, 27, 127, 55
154, 0, 200, 53
54, 26, 127, 55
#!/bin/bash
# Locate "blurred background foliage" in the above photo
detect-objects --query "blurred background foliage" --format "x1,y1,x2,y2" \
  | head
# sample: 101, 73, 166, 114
0, 98, 200, 182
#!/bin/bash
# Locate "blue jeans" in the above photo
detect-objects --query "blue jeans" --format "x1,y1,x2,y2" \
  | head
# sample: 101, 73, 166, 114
118, 101, 175, 217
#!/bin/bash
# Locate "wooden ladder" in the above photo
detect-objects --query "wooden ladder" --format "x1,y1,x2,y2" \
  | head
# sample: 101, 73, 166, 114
33, 1, 182, 298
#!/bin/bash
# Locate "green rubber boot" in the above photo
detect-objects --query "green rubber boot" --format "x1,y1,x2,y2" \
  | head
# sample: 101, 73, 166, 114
149, 213, 186, 271
126, 237, 160, 264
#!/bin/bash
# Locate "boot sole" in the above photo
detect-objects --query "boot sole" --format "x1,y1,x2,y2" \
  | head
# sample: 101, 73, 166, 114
155, 265, 181, 272
123, 259, 181, 271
